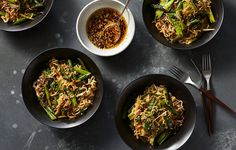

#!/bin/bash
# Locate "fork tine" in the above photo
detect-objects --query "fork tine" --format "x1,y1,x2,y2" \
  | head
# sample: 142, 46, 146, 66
170, 67, 181, 78
206, 55, 209, 70
172, 66, 184, 76
169, 66, 185, 80
202, 55, 206, 70
205, 55, 208, 70
202, 55, 204, 70
208, 54, 212, 71
204, 55, 207, 70
169, 67, 181, 79
169, 69, 177, 78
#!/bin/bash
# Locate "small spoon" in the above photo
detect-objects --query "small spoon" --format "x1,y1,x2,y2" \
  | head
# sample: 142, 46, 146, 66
103, 0, 131, 43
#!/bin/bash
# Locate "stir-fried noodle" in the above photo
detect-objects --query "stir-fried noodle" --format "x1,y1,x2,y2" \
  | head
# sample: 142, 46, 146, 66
153, 0, 215, 44
128, 84, 184, 146
0, 0, 45, 24
33, 58, 97, 120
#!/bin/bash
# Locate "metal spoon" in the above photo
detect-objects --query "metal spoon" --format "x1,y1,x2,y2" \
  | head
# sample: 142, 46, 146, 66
103, 0, 131, 43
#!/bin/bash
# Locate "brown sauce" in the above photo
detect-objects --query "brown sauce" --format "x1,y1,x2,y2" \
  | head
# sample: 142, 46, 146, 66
86, 8, 127, 49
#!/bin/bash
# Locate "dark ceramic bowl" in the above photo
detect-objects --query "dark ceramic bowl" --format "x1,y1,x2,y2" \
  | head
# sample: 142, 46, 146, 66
22, 48, 103, 128
115, 74, 196, 150
0, 0, 54, 32
142, 0, 224, 50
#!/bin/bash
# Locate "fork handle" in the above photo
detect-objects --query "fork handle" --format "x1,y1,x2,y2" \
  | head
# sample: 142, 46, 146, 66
201, 89, 212, 135
206, 90, 214, 134
199, 87, 236, 116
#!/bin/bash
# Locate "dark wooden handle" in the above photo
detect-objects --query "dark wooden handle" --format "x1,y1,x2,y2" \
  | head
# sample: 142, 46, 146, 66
206, 90, 214, 134
199, 87, 236, 116
201, 88, 212, 135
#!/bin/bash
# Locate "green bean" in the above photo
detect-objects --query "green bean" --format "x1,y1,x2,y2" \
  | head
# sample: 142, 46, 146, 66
208, 8, 215, 23
187, 19, 200, 27
152, 4, 169, 12
43, 106, 56, 120
166, 93, 174, 109
176, 1, 183, 10
20, 13, 35, 20
34, 2, 44, 7
74, 67, 91, 75
78, 58, 87, 70
128, 111, 134, 120
13, 17, 27, 25
157, 131, 171, 145
176, 1, 183, 19
65, 89, 77, 107
53, 97, 58, 106
79, 73, 91, 80
58, 115, 67, 119
68, 59, 72, 67
44, 85, 51, 106
0, 11, 6, 16
8, 0, 17, 3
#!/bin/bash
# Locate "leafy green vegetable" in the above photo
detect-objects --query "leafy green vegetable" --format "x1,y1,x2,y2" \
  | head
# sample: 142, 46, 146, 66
155, 0, 175, 19
168, 13, 184, 38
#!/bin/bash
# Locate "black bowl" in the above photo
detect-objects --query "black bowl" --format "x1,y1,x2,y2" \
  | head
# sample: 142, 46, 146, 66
115, 74, 196, 150
0, 0, 54, 32
22, 48, 103, 128
142, 0, 224, 50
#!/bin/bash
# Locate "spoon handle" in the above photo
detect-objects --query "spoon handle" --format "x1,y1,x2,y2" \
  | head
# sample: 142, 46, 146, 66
119, 0, 132, 20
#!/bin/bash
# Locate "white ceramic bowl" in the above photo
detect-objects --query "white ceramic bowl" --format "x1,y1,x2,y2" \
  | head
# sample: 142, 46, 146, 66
76, 0, 135, 57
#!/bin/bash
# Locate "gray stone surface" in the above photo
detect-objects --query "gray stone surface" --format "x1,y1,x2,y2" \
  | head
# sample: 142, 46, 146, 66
0, 0, 236, 150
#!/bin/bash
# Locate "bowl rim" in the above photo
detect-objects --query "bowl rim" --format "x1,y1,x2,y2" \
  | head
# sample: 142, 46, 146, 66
76, 0, 135, 56
0, 0, 54, 32
142, 0, 224, 50
115, 74, 196, 149
21, 47, 104, 128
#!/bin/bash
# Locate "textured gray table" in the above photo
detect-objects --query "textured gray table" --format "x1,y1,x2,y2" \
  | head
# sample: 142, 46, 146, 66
1, 0, 236, 150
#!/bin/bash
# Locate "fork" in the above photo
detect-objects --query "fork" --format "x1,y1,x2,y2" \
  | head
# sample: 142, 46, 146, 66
191, 59, 212, 135
202, 54, 213, 134
169, 66, 236, 116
